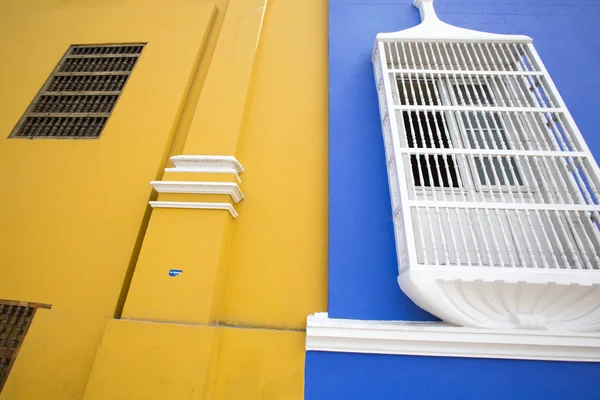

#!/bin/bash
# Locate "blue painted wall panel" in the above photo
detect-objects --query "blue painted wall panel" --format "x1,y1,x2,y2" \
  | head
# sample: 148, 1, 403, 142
328, 3, 439, 321
328, 0, 600, 321
305, 351, 600, 399
318, 1, 600, 398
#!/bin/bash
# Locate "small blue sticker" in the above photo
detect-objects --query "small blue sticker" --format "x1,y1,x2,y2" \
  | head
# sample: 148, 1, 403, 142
169, 269, 183, 277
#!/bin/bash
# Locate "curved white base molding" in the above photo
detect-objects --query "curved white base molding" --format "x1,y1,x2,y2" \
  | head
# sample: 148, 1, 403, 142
149, 201, 238, 218
399, 268, 600, 332
306, 313, 600, 362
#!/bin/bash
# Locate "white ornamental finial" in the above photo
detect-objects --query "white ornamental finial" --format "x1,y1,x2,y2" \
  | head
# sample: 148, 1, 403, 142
376, 0, 531, 43
414, 0, 440, 24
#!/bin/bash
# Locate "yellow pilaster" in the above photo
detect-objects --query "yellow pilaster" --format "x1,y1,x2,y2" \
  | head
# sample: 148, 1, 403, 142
121, 0, 267, 324
182, 0, 268, 156
75, 0, 325, 398
82, 2, 272, 398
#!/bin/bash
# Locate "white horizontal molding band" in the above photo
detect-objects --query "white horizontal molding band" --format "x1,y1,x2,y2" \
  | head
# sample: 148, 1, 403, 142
395, 148, 588, 158
150, 181, 243, 203
387, 68, 545, 76
393, 105, 563, 113
165, 155, 244, 182
149, 201, 238, 218
377, 37, 533, 44
306, 313, 600, 362
405, 200, 600, 213
403, 266, 600, 285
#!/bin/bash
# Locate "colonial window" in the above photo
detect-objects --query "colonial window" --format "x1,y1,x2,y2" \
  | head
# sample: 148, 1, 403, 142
373, 0, 600, 331
9, 43, 144, 139
0, 300, 50, 392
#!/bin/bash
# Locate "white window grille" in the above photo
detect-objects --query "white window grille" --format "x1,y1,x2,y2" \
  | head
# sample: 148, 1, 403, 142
373, 0, 600, 331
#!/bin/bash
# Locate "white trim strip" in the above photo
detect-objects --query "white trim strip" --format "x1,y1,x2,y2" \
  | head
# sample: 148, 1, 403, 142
405, 200, 600, 212
164, 166, 240, 174
306, 313, 600, 362
393, 105, 563, 113
149, 201, 238, 218
388, 68, 544, 76
407, 266, 600, 285
150, 181, 243, 203
395, 148, 587, 158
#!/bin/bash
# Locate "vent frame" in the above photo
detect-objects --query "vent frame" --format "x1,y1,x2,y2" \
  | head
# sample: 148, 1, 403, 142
0, 299, 51, 392
8, 43, 146, 139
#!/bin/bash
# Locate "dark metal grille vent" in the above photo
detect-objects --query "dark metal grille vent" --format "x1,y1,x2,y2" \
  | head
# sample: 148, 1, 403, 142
70, 45, 143, 56
47, 75, 129, 92
9, 43, 145, 139
34, 95, 118, 114
0, 300, 51, 392
60, 57, 139, 73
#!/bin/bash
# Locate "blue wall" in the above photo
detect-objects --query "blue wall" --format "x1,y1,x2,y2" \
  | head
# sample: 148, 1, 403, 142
305, 351, 600, 399
328, 0, 600, 321
319, 1, 600, 399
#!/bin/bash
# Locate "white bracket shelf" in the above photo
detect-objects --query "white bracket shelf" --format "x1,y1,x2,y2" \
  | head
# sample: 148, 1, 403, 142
149, 155, 245, 219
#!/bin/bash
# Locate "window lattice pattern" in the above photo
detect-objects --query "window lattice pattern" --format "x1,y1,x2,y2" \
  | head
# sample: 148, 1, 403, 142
10, 44, 144, 139
0, 300, 50, 392
375, 40, 600, 270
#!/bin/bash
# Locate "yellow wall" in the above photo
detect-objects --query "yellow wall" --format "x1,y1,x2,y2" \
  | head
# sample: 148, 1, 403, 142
120, 0, 270, 325
0, 0, 327, 398
83, 320, 217, 400
83, 320, 305, 400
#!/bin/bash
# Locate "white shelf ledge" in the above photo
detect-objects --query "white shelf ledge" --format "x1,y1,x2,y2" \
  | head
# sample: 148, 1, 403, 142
150, 181, 243, 203
306, 313, 600, 362
149, 201, 238, 218
165, 155, 244, 182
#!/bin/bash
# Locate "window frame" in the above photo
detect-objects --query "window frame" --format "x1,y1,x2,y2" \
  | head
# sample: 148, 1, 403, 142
396, 76, 533, 193
441, 79, 531, 193
396, 77, 466, 190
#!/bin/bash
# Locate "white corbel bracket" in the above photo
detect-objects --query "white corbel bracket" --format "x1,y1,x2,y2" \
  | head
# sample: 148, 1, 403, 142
165, 155, 244, 182
149, 155, 245, 218
150, 181, 243, 203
